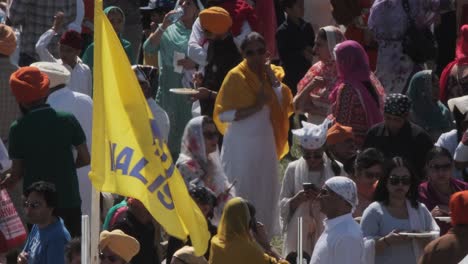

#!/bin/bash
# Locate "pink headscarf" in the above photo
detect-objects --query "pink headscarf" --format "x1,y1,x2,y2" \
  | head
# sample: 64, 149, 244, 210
332, 40, 383, 126
440, 25, 468, 103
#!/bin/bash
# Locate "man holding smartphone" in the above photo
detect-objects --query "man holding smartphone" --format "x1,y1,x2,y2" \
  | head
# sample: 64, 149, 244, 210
279, 119, 344, 256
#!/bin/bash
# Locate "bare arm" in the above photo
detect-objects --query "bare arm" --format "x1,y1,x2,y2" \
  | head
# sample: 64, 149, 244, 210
146, 10, 176, 47
75, 143, 90, 168
0, 159, 23, 190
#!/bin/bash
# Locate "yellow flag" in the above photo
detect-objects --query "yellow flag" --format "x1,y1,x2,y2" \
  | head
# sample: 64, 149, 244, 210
90, 0, 210, 255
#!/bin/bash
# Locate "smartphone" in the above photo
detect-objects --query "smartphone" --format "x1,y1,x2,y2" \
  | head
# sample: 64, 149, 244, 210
303, 183, 317, 191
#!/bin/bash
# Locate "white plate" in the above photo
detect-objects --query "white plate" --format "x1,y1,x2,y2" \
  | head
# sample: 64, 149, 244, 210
169, 88, 198, 95
435, 217, 451, 223
399, 232, 434, 238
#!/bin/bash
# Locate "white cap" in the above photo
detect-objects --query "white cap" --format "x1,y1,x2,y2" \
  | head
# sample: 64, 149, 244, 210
448, 95, 468, 115
325, 176, 358, 211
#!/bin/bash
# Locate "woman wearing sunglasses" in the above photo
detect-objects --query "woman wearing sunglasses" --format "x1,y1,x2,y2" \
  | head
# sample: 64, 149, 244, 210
360, 157, 439, 264
279, 119, 343, 256
213, 32, 293, 236
419, 147, 468, 235
176, 116, 235, 223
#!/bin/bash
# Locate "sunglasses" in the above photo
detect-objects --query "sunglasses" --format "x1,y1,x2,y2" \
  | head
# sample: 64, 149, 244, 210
203, 131, 219, 140
428, 163, 451, 171
388, 175, 411, 186
245, 47, 266, 57
23, 201, 41, 209
318, 188, 330, 196
99, 252, 118, 263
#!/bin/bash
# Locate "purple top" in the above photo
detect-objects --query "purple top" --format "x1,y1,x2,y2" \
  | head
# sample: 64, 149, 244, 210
418, 178, 468, 234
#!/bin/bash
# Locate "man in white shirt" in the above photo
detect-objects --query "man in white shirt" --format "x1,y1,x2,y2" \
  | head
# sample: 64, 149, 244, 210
35, 13, 93, 97
310, 176, 364, 264
132, 65, 170, 143
31, 61, 94, 219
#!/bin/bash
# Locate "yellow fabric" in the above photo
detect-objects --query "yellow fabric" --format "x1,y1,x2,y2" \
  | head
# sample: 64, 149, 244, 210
99, 230, 140, 262
209, 197, 268, 264
90, 0, 210, 256
213, 60, 293, 159
199, 7, 232, 34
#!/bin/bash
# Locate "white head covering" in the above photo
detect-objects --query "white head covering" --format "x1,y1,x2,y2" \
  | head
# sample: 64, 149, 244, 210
30, 62, 71, 88
292, 119, 331, 150
325, 176, 358, 211
321, 26, 346, 59
448, 95, 468, 115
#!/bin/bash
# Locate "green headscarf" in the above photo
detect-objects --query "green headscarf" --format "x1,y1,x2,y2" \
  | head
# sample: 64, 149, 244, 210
104, 6, 125, 26
406, 70, 453, 134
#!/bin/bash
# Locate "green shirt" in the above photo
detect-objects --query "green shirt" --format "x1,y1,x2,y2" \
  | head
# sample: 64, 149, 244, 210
8, 106, 86, 209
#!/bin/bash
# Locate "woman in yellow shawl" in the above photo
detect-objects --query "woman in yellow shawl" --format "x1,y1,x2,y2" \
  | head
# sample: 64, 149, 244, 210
213, 32, 293, 237
209, 197, 288, 264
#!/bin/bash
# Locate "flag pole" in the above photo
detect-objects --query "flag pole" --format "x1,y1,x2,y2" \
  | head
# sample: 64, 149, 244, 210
297, 217, 303, 264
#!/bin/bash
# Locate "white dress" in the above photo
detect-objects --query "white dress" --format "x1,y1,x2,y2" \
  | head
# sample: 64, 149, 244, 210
221, 106, 280, 236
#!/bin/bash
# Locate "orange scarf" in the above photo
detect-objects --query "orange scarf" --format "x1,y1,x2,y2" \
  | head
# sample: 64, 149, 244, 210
213, 60, 293, 159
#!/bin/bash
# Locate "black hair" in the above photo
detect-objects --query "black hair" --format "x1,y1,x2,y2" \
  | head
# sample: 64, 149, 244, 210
279, 0, 299, 11
65, 237, 81, 264
373, 157, 420, 208
285, 251, 311, 264
189, 184, 217, 218
425, 146, 453, 165
240, 32, 266, 52
24, 181, 58, 209
453, 106, 468, 141
325, 150, 342, 175
363, 81, 381, 108
317, 28, 327, 41
202, 115, 215, 126
354, 148, 385, 173
245, 200, 257, 232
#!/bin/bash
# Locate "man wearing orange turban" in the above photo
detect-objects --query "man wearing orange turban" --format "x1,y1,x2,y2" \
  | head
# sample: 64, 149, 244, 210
418, 190, 468, 264
0, 24, 20, 142
326, 123, 357, 165
192, 6, 242, 118
1, 66, 90, 238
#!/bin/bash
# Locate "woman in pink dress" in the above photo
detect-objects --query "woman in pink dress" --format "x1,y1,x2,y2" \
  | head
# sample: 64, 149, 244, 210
331, 40, 385, 147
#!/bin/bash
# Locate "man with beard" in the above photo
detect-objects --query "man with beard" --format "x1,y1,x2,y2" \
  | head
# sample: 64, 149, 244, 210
191, 7, 242, 117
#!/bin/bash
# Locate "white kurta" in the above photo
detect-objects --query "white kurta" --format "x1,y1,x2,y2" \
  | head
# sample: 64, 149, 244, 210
36, 29, 93, 96
220, 106, 280, 236
147, 98, 170, 143
310, 213, 364, 264
279, 157, 342, 255
47, 87, 93, 217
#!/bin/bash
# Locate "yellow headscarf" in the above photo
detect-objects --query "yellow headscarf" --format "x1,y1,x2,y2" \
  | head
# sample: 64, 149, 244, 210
209, 198, 290, 264
209, 197, 268, 264
213, 60, 293, 159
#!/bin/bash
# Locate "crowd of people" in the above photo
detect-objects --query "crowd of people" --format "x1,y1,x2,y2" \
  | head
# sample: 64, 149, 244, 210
1, 0, 468, 263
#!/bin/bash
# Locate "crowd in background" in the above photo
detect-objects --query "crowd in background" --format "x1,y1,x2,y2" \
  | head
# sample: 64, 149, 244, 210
1, 0, 468, 263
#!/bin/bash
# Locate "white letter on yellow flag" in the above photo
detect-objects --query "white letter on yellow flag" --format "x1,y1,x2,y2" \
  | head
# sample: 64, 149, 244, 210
90, 0, 209, 255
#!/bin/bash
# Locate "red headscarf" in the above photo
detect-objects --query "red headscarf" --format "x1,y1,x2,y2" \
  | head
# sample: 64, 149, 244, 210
219, 0, 257, 36
60, 30, 83, 50
439, 25, 468, 103
450, 190, 468, 226
10, 67, 50, 104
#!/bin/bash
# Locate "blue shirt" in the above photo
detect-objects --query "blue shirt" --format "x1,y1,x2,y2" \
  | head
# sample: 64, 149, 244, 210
23, 218, 71, 264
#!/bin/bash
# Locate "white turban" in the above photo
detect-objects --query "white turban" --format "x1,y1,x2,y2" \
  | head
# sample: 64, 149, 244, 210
30, 62, 71, 89
292, 118, 331, 150
325, 176, 358, 211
